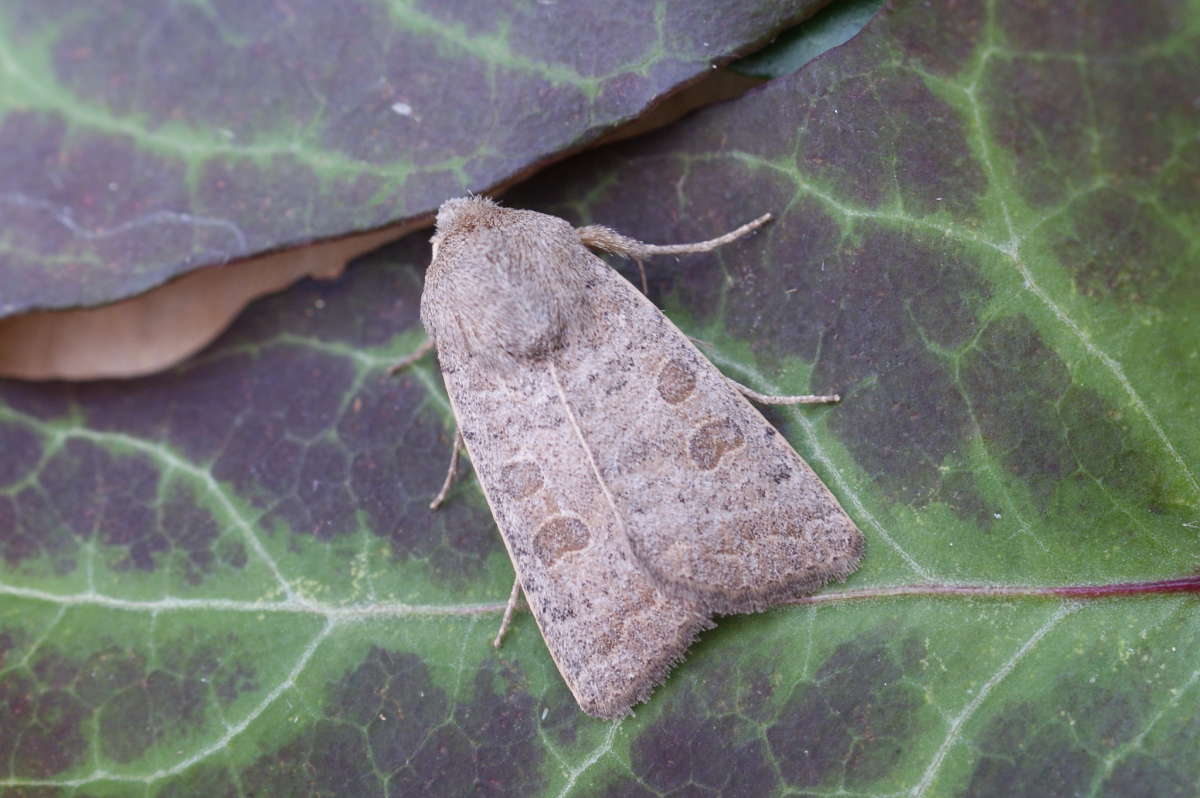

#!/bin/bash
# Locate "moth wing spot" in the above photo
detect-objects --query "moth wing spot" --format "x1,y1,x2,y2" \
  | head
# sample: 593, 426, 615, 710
717, 513, 819, 553
688, 419, 745, 470
767, 461, 793, 484
533, 516, 592, 566
500, 459, 543, 499
590, 628, 620, 657
657, 357, 696, 404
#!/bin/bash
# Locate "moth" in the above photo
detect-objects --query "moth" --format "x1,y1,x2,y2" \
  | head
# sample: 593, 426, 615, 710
404, 196, 863, 719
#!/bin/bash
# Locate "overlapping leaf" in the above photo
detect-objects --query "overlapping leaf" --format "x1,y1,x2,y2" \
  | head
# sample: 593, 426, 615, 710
2, 1, 1198, 796
0, 0, 821, 316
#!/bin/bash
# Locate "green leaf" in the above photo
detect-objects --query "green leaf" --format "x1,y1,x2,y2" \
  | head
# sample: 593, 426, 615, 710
3, 1, 1199, 796
0, 0, 821, 315
731, 0, 884, 78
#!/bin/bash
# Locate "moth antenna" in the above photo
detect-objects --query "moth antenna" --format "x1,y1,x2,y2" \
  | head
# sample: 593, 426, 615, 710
577, 213, 772, 262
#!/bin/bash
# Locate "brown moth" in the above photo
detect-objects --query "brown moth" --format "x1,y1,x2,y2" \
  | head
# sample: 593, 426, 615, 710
411, 196, 863, 719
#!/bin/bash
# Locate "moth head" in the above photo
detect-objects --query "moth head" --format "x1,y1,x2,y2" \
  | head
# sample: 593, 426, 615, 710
431, 195, 502, 261
437, 194, 498, 231
421, 197, 594, 371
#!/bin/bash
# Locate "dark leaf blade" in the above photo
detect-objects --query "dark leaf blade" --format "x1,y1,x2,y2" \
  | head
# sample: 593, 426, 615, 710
0, 0, 826, 316
510, 0, 1200, 792
513, 0, 1200, 582
3, 1, 1200, 796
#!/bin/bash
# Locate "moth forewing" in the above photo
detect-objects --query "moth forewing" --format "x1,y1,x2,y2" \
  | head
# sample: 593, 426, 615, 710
562, 266, 864, 615
419, 196, 864, 718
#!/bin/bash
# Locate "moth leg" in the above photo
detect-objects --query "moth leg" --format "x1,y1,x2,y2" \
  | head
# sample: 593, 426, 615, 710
429, 428, 465, 510
686, 334, 839, 404
388, 337, 435, 375
728, 377, 840, 406
632, 256, 648, 295
492, 577, 524, 648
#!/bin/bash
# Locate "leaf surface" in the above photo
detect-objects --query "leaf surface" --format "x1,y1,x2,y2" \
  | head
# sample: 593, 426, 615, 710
0, 0, 820, 316
2, 1, 1199, 796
